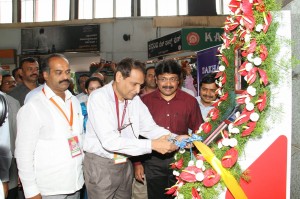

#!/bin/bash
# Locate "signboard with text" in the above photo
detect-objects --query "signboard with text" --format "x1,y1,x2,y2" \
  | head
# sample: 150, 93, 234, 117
21, 25, 100, 55
147, 28, 223, 59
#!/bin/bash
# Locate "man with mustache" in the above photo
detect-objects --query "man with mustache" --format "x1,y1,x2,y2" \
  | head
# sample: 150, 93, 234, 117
15, 53, 84, 199
134, 59, 203, 199
83, 57, 189, 199
0, 74, 17, 93
9, 57, 39, 106
196, 73, 218, 120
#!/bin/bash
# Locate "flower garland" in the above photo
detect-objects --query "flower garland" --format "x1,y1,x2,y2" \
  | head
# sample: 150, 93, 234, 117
167, 0, 281, 198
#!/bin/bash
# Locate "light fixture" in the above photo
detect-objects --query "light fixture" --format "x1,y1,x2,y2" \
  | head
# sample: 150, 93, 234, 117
123, 34, 131, 41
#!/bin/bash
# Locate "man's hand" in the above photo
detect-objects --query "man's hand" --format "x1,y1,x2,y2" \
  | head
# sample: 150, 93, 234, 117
2, 182, 8, 198
151, 135, 178, 154
29, 193, 42, 199
175, 134, 193, 148
134, 164, 145, 183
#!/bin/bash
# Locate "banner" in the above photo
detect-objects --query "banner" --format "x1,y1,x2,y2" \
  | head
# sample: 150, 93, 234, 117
196, 45, 220, 95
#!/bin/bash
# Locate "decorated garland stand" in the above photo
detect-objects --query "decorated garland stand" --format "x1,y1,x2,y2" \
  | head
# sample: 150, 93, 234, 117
166, 0, 283, 198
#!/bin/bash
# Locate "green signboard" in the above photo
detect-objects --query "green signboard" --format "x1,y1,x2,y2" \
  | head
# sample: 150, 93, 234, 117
181, 28, 223, 51
147, 28, 223, 58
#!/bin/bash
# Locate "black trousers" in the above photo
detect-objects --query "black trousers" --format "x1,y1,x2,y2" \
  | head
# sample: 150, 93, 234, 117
144, 152, 176, 199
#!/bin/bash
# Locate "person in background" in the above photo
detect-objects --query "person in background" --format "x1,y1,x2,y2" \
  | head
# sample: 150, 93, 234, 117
15, 53, 84, 199
139, 66, 156, 96
134, 59, 203, 199
181, 60, 197, 96
9, 57, 39, 106
68, 77, 77, 96
76, 74, 90, 103
196, 72, 218, 120
81, 77, 103, 133
0, 70, 21, 199
35, 28, 49, 54
0, 74, 17, 94
12, 68, 23, 85
91, 72, 106, 85
83, 57, 188, 199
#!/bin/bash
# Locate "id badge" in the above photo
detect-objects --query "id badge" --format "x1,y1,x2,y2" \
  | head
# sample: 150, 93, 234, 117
68, 136, 82, 158
113, 153, 127, 164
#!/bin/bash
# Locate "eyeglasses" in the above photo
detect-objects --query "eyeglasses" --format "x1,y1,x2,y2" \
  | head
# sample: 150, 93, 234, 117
157, 77, 179, 83
3, 81, 16, 85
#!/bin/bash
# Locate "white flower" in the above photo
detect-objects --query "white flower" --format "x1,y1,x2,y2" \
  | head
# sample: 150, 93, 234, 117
219, 65, 226, 71
246, 102, 254, 111
218, 141, 223, 148
173, 170, 180, 176
245, 33, 251, 43
179, 148, 186, 154
175, 193, 184, 199
245, 96, 251, 104
247, 86, 257, 96
247, 53, 254, 62
188, 160, 194, 166
253, 57, 262, 66
230, 127, 240, 134
195, 172, 204, 181
202, 165, 206, 171
222, 138, 230, 146
229, 138, 238, 147
256, 24, 263, 32
245, 63, 253, 71
239, 18, 244, 26
197, 188, 201, 192
196, 160, 203, 168
235, 111, 241, 118
250, 112, 260, 122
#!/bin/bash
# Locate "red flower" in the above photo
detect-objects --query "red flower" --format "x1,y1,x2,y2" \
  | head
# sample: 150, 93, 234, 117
241, 121, 257, 136
246, 67, 258, 85
257, 68, 269, 86
203, 169, 221, 187
221, 54, 229, 66
165, 185, 179, 196
256, 91, 267, 111
170, 158, 184, 170
254, 0, 266, 12
208, 108, 220, 121
220, 92, 229, 101
236, 92, 251, 104
228, 0, 241, 13
248, 38, 257, 54
179, 166, 203, 183
234, 108, 254, 126
221, 148, 238, 168
239, 61, 249, 76
241, 0, 253, 16
263, 12, 272, 33
201, 122, 212, 134
260, 44, 268, 61
192, 187, 202, 199
221, 73, 227, 85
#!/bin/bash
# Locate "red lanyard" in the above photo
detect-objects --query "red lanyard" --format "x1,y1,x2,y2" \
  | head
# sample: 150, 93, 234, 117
43, 88, 73, 130
114, 91, 128, 132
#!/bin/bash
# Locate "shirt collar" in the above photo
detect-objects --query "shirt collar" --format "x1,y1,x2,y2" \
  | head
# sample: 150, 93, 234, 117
43, 83, 73, 101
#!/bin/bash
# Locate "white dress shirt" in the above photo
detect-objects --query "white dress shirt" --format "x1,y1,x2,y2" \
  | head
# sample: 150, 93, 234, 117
76, 92, 88, 104
83, 81, 170, 159
15, 84, 84, 198
196, 96, 214, 120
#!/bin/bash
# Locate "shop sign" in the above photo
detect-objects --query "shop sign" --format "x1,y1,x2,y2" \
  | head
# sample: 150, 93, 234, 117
148, 30, 182, 58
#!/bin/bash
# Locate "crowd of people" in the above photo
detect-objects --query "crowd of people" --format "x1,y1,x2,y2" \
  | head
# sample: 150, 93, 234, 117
0, 54, 218, 199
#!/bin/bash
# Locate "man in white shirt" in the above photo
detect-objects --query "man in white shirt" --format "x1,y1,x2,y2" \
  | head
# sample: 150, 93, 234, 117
76, 74, 90, 103
83, 57, 187, 199
15, 54, 84, 199
196, 73, 218, 120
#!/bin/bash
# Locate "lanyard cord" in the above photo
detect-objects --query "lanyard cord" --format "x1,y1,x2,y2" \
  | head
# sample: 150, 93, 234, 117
43, 88, 73, 130
114, 91, 128, 132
